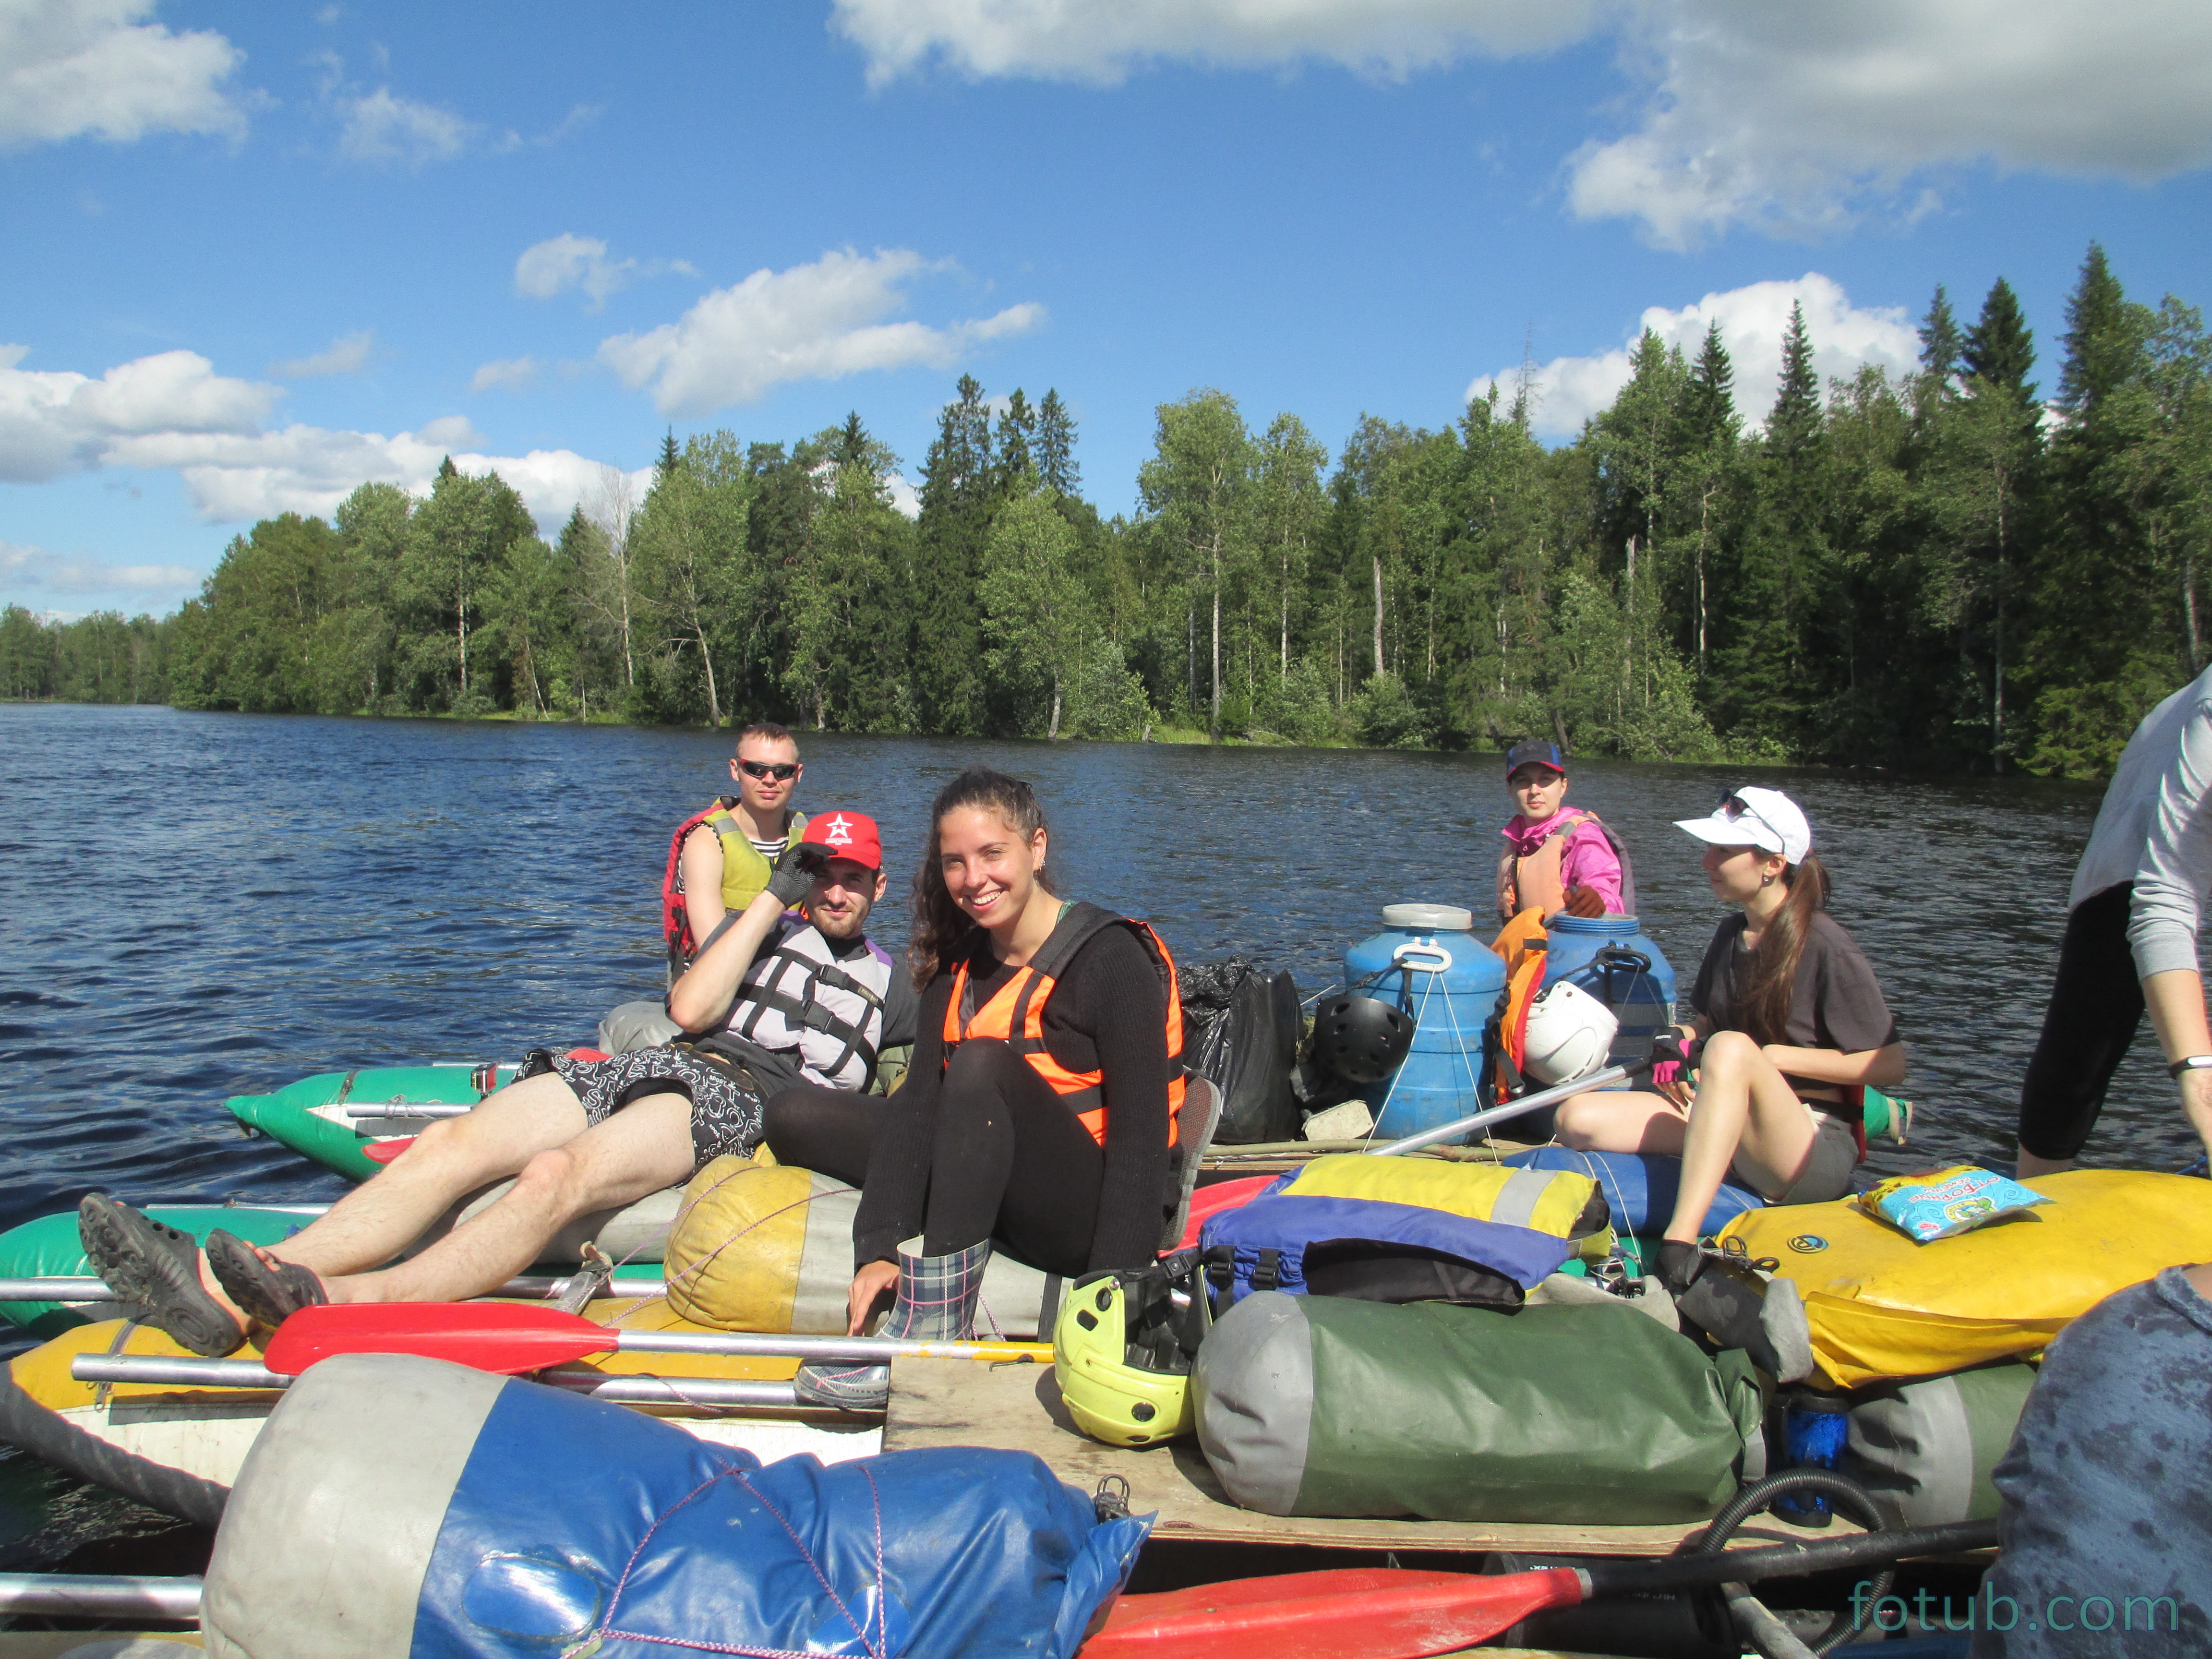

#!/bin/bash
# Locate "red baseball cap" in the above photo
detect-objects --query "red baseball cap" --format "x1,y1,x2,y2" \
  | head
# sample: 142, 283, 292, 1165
803, 810, 882, 872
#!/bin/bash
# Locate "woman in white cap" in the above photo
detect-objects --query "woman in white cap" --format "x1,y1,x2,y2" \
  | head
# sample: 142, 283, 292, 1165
1552, 786, 1905, 1292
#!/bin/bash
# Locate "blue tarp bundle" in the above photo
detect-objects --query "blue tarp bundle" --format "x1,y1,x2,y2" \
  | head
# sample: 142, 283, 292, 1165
1198, 1191, 1573, 1305
199, 1354, 1150, 1659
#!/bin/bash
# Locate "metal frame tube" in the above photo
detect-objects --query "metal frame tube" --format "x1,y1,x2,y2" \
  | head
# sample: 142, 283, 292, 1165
0, 1573, 203, 1618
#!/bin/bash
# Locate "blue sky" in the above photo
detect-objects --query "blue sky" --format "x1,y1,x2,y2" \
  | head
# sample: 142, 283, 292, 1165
6, 0, 2210, 618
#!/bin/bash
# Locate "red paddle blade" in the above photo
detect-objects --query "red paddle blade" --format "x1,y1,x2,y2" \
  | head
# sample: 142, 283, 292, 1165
361, 1138, 415, 1165
262, 1301, 617, 1376
1083, 1565, 1585, 1659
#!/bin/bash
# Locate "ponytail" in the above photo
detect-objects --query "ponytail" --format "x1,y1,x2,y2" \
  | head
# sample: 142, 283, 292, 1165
908, 766, 1054, 988
1738, 851, 1829, 1046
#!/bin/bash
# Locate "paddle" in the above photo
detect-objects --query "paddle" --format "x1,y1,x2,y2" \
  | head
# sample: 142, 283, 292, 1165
261, 1301, 1050, 1376
1082, 1516, 1998, 1659
1364, 1057, 1648, 1156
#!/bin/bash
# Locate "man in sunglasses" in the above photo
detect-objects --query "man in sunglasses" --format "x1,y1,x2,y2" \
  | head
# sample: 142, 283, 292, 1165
79, 813, 917, 1349
604, 723, 811, 1052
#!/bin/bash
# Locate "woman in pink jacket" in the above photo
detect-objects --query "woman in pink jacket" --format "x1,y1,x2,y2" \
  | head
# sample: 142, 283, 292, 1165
1496, 740, 1635, 925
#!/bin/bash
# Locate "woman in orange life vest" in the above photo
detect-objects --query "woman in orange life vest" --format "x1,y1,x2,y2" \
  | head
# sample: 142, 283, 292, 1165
1496, 740, 1633, 926
1549, 788, 1905, 1296
793, 765, 1183, 1410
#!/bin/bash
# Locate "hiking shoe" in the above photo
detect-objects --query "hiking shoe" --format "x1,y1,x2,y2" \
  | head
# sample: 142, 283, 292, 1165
205, 1230, 327, 1329
78, 1194, 243, 1358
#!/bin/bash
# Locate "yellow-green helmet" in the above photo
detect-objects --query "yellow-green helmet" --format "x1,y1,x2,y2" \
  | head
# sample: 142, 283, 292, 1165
1053, 1266, 1201, 1449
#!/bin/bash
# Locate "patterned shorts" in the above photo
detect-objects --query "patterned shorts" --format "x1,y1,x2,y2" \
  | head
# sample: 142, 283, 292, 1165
550, 1046, 765, 1175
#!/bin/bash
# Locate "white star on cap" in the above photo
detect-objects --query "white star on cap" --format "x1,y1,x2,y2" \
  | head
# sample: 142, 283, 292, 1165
820, 813, 855, 846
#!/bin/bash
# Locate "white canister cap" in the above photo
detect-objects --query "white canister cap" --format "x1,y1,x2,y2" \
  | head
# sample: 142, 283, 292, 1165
1382, 902, 1475, 932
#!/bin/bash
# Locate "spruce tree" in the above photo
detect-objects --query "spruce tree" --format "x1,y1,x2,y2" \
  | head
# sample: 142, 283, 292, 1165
1766, 301, 1822, 461
2056, 242, 2144, 419
995, 389, 1035, 484
1036, 390, 1080, 496
910, 377, 996, 733
657, 429, 682, 480
1918, 286, 1962, 384
1964, 278, 2037, 401
1683, 321, 1738, 446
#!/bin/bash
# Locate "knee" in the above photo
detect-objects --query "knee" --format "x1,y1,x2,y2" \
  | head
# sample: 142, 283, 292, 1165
1551, 1094, 1602, 1149
1700, 1030, 1760, 1072
512, 1146, 583, 1209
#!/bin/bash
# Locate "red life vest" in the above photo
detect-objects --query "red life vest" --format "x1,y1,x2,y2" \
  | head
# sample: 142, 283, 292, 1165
941, 901, 1187, 1148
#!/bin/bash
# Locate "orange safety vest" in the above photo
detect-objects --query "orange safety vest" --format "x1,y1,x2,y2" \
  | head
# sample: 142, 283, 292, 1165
941, 901, 1187, 1148
1490, 907, 1551, 1095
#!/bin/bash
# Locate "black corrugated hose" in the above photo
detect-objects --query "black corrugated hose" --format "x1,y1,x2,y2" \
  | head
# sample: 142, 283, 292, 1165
0, 1369, 228, 1529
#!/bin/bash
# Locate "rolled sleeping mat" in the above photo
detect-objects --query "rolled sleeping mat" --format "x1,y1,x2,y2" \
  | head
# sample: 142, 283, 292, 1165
1191, 1291, 1762, 1525
1502, 1146, 1766, 1236
0, 1205, 313, 1335
1842, 1361, 2038, 1525
662, 1156, 1053, 1337
200, 1353, 1149, 1659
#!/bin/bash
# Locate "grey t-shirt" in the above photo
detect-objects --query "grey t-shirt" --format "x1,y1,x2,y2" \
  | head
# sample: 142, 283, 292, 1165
1690, 910, 1898, 1106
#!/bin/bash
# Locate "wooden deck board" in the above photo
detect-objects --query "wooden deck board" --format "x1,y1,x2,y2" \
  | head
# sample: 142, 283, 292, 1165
885, 1356, 1831, 1558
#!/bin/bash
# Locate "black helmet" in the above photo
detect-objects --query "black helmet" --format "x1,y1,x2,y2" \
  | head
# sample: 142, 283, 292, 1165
1311, 994, 1415, 1086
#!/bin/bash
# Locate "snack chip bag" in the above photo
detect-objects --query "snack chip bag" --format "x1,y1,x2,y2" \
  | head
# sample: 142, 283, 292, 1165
1856, 1165, 2051, 1244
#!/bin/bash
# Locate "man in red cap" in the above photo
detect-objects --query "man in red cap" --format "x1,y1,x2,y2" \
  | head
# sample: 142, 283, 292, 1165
78, 814, 913, 1348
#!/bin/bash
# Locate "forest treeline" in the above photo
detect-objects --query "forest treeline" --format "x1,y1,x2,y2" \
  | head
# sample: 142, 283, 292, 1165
6, 243, 2208, 778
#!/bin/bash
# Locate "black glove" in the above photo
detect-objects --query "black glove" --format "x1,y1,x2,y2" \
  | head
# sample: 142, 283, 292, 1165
1648, 1029, 1697, 1072
765, 841, 826, 906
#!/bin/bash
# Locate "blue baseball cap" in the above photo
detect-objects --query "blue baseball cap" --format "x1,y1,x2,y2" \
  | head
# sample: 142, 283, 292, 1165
1505, 740, 1566, 775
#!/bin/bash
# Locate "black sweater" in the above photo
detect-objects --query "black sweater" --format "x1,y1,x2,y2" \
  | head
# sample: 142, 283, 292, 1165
852, 922, 1172, 1272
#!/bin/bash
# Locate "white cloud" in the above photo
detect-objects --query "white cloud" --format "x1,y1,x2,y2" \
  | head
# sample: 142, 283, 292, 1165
830, 0, 1592, 86
1466, 273, 1921, 439
469, 356, 538, 394
0, 0, 245, 150
834, 2, 2212, 247
1569, 0, 2212, 248
0, 538, 199, 598
600, 247, 1045, 417
887, 472, 921, 519
335, 84, 469, 167
268, 330, 373, 379
514, 233, 693, 310
0, 343, 644, 534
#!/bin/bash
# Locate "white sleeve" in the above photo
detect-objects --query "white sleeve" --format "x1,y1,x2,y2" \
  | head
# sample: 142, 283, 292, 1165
2128, 695, 2212, 978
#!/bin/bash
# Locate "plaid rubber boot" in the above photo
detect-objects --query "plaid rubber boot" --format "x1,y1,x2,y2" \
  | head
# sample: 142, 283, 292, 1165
794, 1236, 991, 1411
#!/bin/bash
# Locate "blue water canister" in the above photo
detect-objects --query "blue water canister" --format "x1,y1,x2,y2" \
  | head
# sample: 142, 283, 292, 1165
1344, 903, 1506, 1142
1539, 914, 1678, 1069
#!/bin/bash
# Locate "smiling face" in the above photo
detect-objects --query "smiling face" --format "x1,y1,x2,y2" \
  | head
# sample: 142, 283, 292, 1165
935, 804, 1047, 934
1508, 763, 1569, 823
803, 856, 885, 940
1701, 840, 1787, 904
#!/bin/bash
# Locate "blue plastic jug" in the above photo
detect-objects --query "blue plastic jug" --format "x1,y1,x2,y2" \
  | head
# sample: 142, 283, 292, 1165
1539, 914, 1678, 1069
1343, 903, 1505, 1142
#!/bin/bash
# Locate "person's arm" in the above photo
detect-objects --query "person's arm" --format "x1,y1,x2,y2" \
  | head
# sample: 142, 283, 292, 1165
1066, 931, 1172, 1271
2128, 693, 2212, 982
667, 841, 819, 1033
1559, 822, 1624, 914
2142, 969, 2212, 1162
851, 974, 952, 1272
677, 823, 728, 951
1759, 1041, 1907, 1089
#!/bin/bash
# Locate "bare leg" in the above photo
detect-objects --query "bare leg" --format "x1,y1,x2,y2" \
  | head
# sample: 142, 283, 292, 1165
1552, 1089, 1690, 1154
272, 1072, 590, 1278
1663, 1032, 1818, 1244
317, 1093, 697, 1305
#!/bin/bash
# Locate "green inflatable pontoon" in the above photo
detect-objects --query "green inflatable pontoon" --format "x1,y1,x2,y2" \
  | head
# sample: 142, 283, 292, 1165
225, 1061, 525, 1181
0, 1204, 318, 1338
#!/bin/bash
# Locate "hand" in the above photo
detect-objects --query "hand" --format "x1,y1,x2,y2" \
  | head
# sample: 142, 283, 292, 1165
1649, 1028, 1698, 1072
765, 841, 826, 907
1561, 885, 1606, 918
847, 1260, 900, 1335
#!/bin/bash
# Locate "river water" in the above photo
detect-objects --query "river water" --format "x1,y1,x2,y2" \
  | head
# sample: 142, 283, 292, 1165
0, 704, 2195, 1563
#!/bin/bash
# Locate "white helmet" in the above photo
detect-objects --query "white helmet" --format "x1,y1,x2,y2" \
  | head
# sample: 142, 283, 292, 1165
1521, 979, 1619, 1084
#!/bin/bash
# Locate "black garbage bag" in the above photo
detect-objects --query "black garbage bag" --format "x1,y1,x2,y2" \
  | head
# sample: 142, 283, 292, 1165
1180, 959, 1302, 1145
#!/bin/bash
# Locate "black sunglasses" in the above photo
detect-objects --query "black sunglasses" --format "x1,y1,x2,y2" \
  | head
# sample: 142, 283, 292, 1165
738, 760, 799, 781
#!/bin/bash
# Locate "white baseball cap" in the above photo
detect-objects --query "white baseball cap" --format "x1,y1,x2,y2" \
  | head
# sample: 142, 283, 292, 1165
1675, 786, 1812, 865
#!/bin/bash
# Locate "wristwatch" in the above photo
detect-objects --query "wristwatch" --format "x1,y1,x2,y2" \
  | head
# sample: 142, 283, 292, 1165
2168, 1055, 2212, 1079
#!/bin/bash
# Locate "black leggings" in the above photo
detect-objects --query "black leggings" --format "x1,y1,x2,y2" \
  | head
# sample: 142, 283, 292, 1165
761, 1087, 882, 1188
914, 1039, 1104, 1272
2017, 882, 2146, 1161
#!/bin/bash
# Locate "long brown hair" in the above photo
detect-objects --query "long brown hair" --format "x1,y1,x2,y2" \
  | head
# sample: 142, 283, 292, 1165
1737, 851, 1830, 1046
908, 766, 1055, 987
